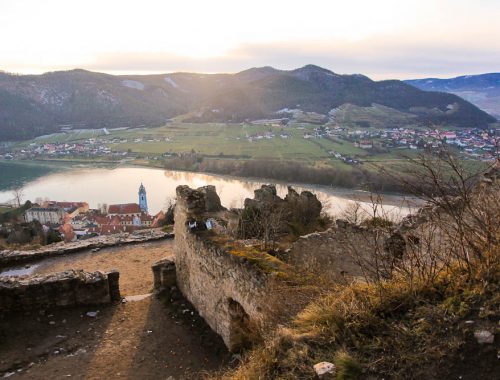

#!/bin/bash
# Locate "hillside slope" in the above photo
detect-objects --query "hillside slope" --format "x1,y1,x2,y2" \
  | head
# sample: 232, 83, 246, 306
218, 162, 500, 380
406, 73, 500, 120
0, 66, 496, 140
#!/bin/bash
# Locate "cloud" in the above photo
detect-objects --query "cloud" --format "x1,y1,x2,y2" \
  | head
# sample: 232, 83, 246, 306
80, 37, 500, 80
2, 0, 499, 79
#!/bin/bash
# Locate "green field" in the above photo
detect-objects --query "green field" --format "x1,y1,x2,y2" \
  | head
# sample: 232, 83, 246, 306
109, 123, 326, 160
15, 122, 427, 172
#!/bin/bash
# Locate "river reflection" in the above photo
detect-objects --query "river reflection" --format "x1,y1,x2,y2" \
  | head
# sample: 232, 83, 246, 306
0, 166, 420, 219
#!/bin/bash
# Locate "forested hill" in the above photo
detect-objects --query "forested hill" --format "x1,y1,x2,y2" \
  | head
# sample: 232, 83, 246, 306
0, 65, 496, 140
406, 73, 500, 120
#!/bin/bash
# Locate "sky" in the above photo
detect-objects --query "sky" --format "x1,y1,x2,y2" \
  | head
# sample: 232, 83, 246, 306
1, 0, 499, 80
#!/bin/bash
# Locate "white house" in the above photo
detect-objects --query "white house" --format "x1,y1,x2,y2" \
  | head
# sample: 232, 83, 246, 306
25, 207, 65, 225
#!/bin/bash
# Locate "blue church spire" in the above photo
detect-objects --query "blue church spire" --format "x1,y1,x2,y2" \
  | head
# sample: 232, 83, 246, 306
138, 183, 148, 214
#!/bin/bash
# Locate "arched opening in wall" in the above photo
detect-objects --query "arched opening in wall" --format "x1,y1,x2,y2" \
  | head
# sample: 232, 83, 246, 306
228, 298, 258, 352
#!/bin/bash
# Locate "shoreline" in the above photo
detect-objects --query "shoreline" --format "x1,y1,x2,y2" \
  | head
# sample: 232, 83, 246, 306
2, 158, 423, 207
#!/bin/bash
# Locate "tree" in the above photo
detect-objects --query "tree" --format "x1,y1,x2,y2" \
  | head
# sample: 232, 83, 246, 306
12, 187, 24, 207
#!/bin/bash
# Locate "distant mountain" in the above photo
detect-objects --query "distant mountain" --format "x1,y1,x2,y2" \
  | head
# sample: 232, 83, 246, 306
405, 73, 500, 120
0, 66, 496, 140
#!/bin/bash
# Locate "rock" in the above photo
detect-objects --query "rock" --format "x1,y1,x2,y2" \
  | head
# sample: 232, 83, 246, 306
86, 311, 99, 318
292, 189, 322, 223
474, 330, 494, 344
176, 186, 206, 215
313, 361, 336, 378
244, 184, 283, 210
197, 185, 224, 212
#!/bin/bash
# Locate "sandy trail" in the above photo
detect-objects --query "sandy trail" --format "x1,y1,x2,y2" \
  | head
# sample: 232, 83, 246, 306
0, 240, 230, 379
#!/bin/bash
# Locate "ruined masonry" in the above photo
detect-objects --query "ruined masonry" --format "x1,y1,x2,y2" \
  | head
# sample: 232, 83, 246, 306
0, 269, 120, 312
168, 185, 277, 352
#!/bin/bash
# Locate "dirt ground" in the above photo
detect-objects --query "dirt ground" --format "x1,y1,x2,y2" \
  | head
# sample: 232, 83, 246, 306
0, 240, 231, 379
34, 240, 173, 296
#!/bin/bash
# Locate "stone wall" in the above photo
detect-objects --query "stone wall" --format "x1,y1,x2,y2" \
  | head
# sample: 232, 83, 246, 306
286, 220, 390, 282
0, 229, 172, 267
152, 258, 176, 291
0, 269, 120, 313
174, 185, 273, 352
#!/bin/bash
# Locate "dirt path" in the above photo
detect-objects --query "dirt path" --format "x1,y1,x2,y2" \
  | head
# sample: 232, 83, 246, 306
0, 240, 230, 379
34, 240, 172, 296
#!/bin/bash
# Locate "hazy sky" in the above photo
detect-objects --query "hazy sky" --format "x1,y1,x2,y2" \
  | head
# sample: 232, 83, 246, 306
1, 0, 499, 79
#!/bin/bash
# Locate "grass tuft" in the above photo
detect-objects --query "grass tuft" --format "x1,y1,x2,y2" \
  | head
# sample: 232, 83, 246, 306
334, 350, 362, 380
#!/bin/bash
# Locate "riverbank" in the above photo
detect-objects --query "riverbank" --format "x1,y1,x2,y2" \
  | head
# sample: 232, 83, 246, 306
8, 158, 421, 207
0, 160, 420, 222
4, 156, 407, 196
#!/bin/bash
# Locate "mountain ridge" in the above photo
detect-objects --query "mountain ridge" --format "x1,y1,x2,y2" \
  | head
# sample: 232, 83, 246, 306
405, 72, 500, 120
0, 66, 496, 140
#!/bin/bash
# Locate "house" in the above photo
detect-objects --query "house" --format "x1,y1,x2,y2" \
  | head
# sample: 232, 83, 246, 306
25, 207, 65, 225
152, 211, 166, 227
107, 203, 142, 217
359, 140, 373, 149
140, 213, 154, 227
70, 215, 85, 229
44, 201, 89, 218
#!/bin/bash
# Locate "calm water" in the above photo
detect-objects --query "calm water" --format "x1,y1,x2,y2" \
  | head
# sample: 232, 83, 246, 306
0, 162, 417, 218
0, 161, 60, 191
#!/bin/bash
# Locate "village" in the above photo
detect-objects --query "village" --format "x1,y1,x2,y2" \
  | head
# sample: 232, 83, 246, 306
21, 184, 166, 242
311, 125, 500, 161
0, 123, 499, 166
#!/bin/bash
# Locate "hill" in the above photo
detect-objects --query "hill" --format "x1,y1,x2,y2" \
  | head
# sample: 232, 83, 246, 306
405, 73, 500, 120
0, 66, 496, 140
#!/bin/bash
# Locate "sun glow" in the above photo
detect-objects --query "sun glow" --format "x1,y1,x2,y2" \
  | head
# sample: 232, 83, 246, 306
1, 0, 499, 78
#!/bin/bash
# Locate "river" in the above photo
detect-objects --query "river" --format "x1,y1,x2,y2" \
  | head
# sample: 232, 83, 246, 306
0, 161, 419, 219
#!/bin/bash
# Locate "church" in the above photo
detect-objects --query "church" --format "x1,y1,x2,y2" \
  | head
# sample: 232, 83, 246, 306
139, 183, 148, 214
106, 183, 153, 228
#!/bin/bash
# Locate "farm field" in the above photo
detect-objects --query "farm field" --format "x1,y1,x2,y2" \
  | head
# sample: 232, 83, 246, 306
14, 121, 482, 186
17, 122, 400, 166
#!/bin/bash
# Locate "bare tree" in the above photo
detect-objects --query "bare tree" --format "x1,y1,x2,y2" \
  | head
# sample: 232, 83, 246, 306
340, 201, 363, 224
260, 204, 287, 251
12, 187, 24, 207
163, 198, 176, 225
236, 203, 288, 251
362, 149, 500, 288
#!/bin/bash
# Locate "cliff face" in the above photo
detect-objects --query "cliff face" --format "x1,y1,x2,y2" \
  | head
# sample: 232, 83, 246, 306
173, 185, 274, 352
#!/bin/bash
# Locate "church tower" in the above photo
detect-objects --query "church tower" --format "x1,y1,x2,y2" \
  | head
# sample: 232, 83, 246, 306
138, 183, 148, 214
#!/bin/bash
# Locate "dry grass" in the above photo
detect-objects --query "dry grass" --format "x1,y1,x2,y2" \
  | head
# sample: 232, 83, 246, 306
214, 251, 499, 379
208, 233, 290, 275
212, 155, 500, 379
